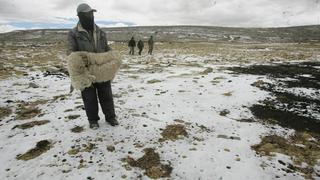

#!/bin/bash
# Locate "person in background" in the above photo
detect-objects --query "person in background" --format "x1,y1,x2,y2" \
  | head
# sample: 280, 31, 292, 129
128, 37, 136, 55
137, 40, 144, 55
67, 3, 119, 129
148, 35, 154, 55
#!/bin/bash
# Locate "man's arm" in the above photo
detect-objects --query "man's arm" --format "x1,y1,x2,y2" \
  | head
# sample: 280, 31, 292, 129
67, 30, 78, 93
67, 30, 78, 55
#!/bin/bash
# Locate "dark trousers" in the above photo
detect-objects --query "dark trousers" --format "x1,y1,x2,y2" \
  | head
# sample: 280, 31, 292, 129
81, 81, 115, 123
129, 47, 135, 55
138, 48, 143, 55
148, 47, 153, 55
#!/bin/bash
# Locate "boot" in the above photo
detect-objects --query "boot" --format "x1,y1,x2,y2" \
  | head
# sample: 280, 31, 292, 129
106, 118, 119, 126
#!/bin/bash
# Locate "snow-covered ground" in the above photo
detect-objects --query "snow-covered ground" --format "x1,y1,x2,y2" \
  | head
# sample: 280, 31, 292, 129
0, 50, 319, 180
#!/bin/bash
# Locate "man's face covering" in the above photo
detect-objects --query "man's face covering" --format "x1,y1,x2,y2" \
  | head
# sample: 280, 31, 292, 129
78, 11, 94, 31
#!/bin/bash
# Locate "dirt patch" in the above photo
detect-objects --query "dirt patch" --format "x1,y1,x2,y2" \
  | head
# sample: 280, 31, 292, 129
65, 115, 80, 121
147, 79, 162, 84
52, 94, 69, 102
229, 62, 320, 87
12, 120, 50, 129
125, 148, 172, 179
16, 140, 52, 161
15, 100, 48, 120
0, 106, 12, 120
252, 132, 320, 179
250, 104, 320, 134
15, 107, 41, 120
229, 61, 320, 135
159, 124, 188, 142
67, 142, 96, 156
70, 126, 84, 133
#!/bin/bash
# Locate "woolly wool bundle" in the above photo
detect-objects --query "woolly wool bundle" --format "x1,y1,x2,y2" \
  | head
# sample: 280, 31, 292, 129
67, 51, 122, 90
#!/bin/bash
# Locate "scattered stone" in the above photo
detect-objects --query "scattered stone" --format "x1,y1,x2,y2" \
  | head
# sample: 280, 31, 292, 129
67, 148, 80, 155
28, 82, 39, 88
237, 118, 255, 123
222, 92, 233, 96
71, 126, 84, 133
251, 80, 267, 88
6, 100, 14, 103
52, 94, 68, 102
200, 67, 213, 75
217, 134, 241, 140
133, 143, 144, 148
173, 119, 185, 123
16, 140, 52, 161
159, 124, 188, 142
278, 160, 286, 166
107, 145, 115, 152
219, 109, 230, 116
75, 105, 85, 110
12, 120, 50, 129
64, 109, 73, 112
82, 143, 96, 152
196, 124, 212, 133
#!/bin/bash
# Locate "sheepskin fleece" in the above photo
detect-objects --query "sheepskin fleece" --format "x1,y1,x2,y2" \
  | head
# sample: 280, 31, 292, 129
67, 51, 122, 90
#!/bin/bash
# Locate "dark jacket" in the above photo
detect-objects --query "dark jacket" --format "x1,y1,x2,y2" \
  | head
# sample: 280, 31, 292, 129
137, 40, 144, 49
148, 38, 154, 47
67, 23, 111, 55
128, 39, 136, 47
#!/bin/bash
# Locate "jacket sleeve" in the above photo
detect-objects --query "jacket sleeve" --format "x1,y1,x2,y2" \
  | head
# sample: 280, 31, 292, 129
67, 30, 78, 55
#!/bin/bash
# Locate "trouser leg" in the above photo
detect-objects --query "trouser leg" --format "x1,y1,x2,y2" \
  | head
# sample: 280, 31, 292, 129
96, 81, 116, 120
81, 84, 99, 123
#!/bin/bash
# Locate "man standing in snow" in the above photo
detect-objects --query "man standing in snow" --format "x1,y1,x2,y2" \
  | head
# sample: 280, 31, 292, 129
128, 36, 136, 55
148, 36, 154, 55
67, 3, 119, 129
137, 40, 144, 55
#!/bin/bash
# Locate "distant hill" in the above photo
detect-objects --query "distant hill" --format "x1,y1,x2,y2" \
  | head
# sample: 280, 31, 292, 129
0, 25, 319, 43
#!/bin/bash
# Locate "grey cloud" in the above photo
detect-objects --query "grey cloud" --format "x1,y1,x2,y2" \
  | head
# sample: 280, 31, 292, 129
54, 0, 83, 10
0, 0, 21, 18
0, 0, 319, 27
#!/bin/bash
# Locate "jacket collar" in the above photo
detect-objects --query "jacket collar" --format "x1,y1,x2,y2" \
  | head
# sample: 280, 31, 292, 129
77, 22, 98, 50
77, 22, 98, 33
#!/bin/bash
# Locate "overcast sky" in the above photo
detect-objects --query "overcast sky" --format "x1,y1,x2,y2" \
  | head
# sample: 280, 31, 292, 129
0, 0, 319, 32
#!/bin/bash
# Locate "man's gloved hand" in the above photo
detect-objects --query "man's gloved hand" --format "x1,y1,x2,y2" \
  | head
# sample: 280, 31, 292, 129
69, 84, 74, 93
